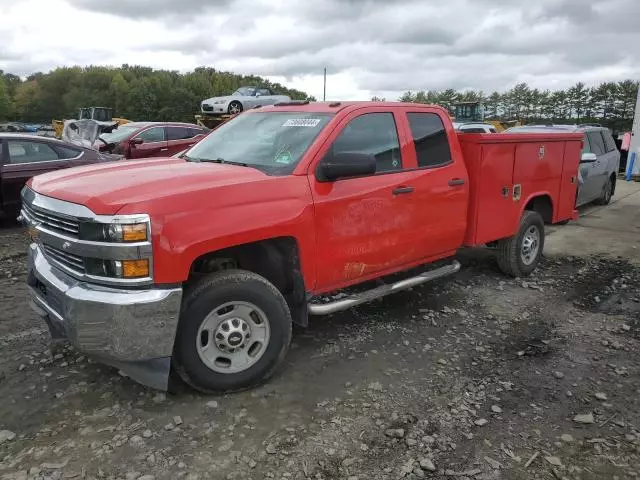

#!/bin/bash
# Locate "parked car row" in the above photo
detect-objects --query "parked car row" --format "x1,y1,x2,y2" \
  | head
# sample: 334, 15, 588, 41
0, 133, 112, 218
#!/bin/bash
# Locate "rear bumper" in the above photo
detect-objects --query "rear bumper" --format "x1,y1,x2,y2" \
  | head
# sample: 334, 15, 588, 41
27, 243, 182, 390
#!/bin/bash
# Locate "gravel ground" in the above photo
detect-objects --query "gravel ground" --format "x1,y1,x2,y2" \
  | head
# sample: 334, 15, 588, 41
1, 219, 640, 480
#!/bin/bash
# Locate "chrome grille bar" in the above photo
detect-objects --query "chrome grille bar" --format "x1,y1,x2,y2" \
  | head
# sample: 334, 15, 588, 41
23, 202, 79, 236
42, 245, 86, 274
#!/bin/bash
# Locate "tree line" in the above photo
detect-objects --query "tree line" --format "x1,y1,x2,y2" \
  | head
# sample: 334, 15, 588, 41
398, 80, 639, 132
0, 65, 313, 124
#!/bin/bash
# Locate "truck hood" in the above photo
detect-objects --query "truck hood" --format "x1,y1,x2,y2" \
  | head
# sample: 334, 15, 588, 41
29, 158, 268, 215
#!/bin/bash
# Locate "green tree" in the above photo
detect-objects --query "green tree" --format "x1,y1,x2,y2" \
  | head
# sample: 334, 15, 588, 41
0, 77, 12, 121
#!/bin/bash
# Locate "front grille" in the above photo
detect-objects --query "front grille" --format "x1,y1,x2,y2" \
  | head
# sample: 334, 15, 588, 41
43, 244, 86, 274
202, 104, 213, 112
23, 203, 79, 237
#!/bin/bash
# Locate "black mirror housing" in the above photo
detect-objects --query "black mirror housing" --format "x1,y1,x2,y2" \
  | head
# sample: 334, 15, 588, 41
317, 152, 377, 182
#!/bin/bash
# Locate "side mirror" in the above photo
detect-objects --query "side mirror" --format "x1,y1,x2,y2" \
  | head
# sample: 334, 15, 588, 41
580, 152, 597, 163
317, 152, 377, 182
131, 138, 144, 146
255, 92, 262, 97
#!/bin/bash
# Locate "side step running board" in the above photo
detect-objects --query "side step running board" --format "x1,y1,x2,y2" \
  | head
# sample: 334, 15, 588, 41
308, 260, 461, 316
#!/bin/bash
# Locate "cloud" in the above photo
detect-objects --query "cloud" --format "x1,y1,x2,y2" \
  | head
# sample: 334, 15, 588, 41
1, 0, 639, 100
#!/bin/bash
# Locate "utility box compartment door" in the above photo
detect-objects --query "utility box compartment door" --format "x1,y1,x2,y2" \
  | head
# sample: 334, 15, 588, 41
467, 143, 519, 245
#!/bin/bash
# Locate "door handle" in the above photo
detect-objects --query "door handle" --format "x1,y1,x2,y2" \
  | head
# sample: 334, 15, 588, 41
160, 148, 169, 152
448, 178, 465, 186
392, 186, 414, 195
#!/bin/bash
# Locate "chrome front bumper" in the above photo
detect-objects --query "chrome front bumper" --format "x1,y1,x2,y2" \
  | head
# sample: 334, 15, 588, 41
27, 243, 182, 390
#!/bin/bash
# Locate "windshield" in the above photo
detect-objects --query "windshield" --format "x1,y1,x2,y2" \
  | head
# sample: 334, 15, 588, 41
99, 125, 142, 144
233, 87, 256, 96
183, 112, 334, 173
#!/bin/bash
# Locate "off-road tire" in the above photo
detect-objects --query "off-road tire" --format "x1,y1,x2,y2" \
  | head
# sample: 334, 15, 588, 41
173, 269, 292, 394
595, 175, 614, 205
496, 211, 545, 277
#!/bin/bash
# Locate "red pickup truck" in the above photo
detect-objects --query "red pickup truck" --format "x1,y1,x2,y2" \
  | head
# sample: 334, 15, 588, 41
20, 101, 581, 393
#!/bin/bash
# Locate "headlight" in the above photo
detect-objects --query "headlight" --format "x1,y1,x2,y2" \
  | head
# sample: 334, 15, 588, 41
214, 100, 226, 104
80, 222, 148, 242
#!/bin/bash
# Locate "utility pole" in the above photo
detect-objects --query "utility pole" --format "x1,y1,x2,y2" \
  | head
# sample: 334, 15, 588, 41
628, 83, 640, 180
323, 68, 327, 102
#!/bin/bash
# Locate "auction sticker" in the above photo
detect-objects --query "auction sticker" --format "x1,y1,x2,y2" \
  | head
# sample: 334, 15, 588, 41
282, 118, 321, 127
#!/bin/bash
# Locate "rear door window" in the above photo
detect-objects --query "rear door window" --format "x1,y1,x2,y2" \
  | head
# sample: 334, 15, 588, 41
54, 145, 82, 159
167, 127, 191, 140
331, 112, 402, 173
602, 130, 617, 152
587, 132, 606, 156
407, 112, 452, 168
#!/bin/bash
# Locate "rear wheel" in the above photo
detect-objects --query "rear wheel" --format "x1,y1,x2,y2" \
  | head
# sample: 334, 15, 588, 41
595, 176, 613, 205
173, 269, 292, 393
496, 211, 545, 277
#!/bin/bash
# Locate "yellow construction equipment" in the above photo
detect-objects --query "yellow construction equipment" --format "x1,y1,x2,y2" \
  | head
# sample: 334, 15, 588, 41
451, 101, 521, 132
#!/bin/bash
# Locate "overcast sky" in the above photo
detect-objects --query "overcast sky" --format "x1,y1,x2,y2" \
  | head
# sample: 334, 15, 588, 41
1, 0, 639, 100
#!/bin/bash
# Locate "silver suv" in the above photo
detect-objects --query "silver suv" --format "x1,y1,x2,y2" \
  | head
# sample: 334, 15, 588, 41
505, 124, 620, 207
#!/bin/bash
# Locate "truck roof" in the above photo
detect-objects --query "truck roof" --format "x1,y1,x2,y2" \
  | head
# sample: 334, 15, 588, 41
257, 101, 446, 114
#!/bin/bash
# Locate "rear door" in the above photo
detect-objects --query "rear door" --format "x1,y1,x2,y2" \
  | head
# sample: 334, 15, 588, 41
166, 126, 199, 156
308, 108, 424, 291
129, 126, 168, 158
0, 139, 70, 214
586, 131, 608, 200
402, 111, 469, 255
601, 129, 620, 182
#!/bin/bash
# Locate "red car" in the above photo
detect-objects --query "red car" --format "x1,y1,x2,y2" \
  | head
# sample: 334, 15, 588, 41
96, 122, 209, 159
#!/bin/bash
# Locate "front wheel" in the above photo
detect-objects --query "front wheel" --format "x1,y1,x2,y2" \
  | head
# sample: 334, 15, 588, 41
496, 211, 545, 277
173, 269, 292, 393
228, 101, 243, 115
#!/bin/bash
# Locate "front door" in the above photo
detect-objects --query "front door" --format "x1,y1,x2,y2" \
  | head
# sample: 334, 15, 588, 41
129, 126, 168, 159
308, 109, 423, 291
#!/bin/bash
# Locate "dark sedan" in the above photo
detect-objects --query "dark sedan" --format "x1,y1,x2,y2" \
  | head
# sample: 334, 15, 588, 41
0, 133, 114, 219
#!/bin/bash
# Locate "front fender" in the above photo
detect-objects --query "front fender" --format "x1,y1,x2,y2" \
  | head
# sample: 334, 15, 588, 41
147, 177, 317, 288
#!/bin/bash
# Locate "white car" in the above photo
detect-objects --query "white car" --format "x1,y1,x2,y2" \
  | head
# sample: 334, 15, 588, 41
201, 87, 292, 116
454, 122, 497, 133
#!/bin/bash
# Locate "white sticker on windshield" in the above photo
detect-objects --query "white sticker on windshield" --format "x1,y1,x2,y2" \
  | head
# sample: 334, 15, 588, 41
282, 118, 321, 127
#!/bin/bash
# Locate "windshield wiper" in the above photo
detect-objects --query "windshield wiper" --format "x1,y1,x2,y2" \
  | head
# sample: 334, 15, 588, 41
199, 157, 249, 167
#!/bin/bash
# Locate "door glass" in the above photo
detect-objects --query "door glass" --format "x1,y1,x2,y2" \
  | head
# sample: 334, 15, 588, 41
331, 113, 402, 172
136, 127, 166, 143
407, 112, 452, 168
7, 141, 60, 164
54, 145, 82, 159
587, 132, 606, 156
582, 134, 591, 154
167, 127, 191, 140
602, 131, 617, 152
189, 128, 206, 137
